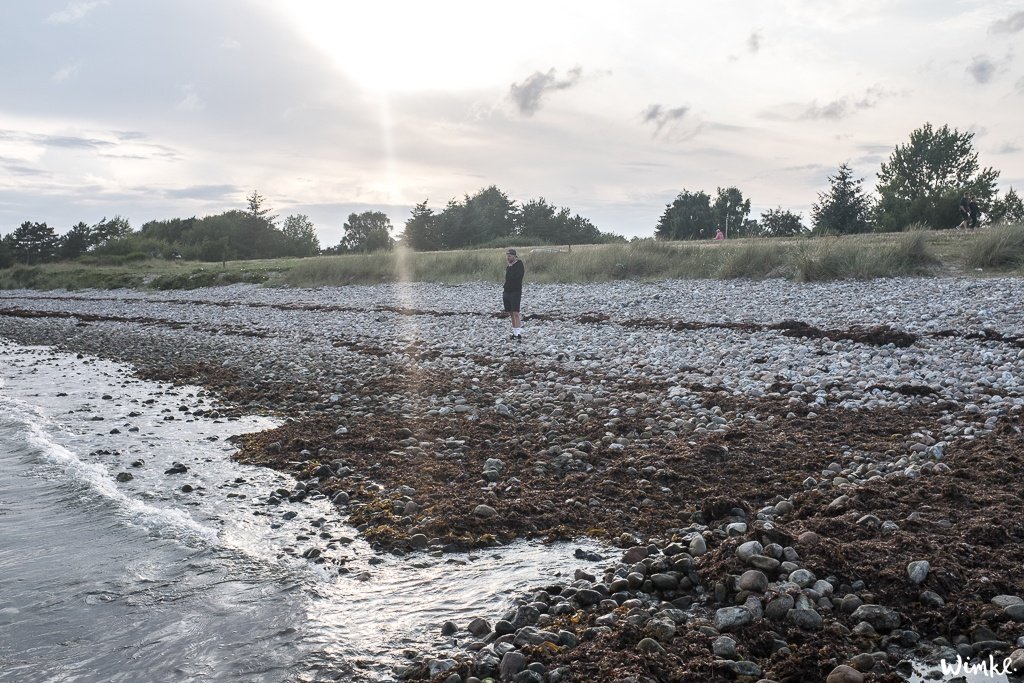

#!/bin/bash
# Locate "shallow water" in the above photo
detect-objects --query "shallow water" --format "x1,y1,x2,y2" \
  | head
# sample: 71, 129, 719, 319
0, 342, 607, 682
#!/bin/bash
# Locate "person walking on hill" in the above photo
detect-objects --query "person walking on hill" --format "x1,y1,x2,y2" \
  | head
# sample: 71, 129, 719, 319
957, 192, 971, 230
503, 249, 525, 341
968, 195, 980, 228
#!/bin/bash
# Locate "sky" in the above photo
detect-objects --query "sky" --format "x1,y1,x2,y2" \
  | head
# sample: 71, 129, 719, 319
1, 0, 1023, 244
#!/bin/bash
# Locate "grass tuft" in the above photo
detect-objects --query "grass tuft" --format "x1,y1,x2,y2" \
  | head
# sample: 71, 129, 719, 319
963, 223, 1024, 270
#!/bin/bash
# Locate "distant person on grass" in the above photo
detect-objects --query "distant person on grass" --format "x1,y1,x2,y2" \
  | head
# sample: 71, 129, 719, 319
714, 228, 725, 241
957, 192, 971, 230
969, 195, 980, 228
503, 248, 525, 341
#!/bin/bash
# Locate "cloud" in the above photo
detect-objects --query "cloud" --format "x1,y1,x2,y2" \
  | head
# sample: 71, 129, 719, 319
967, 56, 997, 84
51, 63, 81, 83
641, 104, 690, 134
175, 84, 205, 111
46, 0, 107, 24
0, 157, 46, 177
762, 85, 894, 121
989, 10, 1024, 34
1017, 76, 1024, 94
747, 31, 762, 53
0, 129, 115, 150
993, 142, 1021, 154
161, 184, 239, 200
508, 66, 583, 116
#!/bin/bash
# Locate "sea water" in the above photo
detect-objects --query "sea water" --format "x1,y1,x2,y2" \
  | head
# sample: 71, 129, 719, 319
0, 342, 607, 682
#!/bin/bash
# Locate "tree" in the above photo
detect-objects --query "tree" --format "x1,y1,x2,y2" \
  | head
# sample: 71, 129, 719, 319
518, 198, 602, 244
655, 190, 714, 240
0, 234, 14, 268
401, 200, 438, 250
58, 221, 95, 259
92, 215, 133, 246
10, 221, 58, 264
465, 186, 518, 244
434, 200, 469, 250
712, 187, 753, 237
281, 214, 320, 256
874, 123, 1000, 231
245, 190, 278, 225
340, 211, 394, 252
988, 187, 1024, 225
812, 162, 872, 234
759, 208, 806, 237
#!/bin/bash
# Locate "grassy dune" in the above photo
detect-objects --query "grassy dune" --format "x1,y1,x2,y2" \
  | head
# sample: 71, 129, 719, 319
2, 225, 1022, 291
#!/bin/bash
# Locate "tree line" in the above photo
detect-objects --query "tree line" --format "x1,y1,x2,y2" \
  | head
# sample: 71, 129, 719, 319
656, 123, 1024, 240
3, 121, 1024, 268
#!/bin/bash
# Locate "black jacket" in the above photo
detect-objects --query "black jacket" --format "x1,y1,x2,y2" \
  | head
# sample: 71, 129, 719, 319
504, 259, 524, 293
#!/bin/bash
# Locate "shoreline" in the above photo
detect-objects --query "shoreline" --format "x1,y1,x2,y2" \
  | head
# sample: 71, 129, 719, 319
2, 279, 1023, 682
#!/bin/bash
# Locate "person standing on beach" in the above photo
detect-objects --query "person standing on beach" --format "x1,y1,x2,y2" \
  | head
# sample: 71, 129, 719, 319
503, 248, 525, 341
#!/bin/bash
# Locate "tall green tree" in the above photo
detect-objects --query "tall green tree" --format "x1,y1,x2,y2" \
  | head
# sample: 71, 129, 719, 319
340, 211, 394, 252
713, 187, 753, 237
58, 221, 95, 259
401, 200, 438, 250
759, 208, 807, 237
812, 162, 873, 234
434, 200, 469, 249
988, 188, 1024, 225
245, 190, 278, 225
10, 221, 58, 264
92, 215, 132, 246
281, 214, 320, 256
655, 190, 714, 240
465, 186, 518, 244
874, 123, 999, 231
0, 234, 14, 268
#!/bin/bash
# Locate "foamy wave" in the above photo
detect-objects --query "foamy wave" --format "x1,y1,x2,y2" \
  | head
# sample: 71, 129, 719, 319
21, 418, 220, 547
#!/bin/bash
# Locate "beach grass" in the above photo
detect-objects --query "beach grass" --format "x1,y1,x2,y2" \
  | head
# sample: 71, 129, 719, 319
0, 226, 1018, 291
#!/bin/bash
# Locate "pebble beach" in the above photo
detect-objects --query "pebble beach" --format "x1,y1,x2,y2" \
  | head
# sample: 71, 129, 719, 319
2, 276, 1023, 683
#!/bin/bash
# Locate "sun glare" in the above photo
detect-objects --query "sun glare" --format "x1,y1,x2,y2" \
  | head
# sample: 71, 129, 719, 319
277, 2, 523, 92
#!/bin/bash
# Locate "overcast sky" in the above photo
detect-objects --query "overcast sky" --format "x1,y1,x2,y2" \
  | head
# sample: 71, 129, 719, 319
1, 0, 1023, 244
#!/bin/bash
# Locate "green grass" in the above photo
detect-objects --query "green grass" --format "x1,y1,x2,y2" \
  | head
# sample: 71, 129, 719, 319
963, 223, 1024, 270
1, 227, 1020, 291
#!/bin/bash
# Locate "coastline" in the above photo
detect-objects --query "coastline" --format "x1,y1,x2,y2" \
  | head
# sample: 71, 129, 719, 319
2, 278, 1023, 682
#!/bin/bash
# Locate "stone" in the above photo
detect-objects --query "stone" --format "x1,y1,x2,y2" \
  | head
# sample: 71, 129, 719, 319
765, 594, 795, 620
850, 605, 900, 632
473, 504, 497, 518
849, 652, 875, 672
826, 664, 864, 683
622, 545, 649, 563
787, 608, 823, 630
650, 573, 678, 591
736, 540, 763, 562
919, 590, 945, 608
499, 651, 526, 680
1005, 604, 1024, 621
789, 568, 816, 588
637, 637, 666, 654
738, 570, 768, 593
906, 560, 930, 584
689, 534, 707, 555
713, 635, 737, 659
714, 606, 752, 632
648, 619, 676, 643
467, 617, 491, 637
